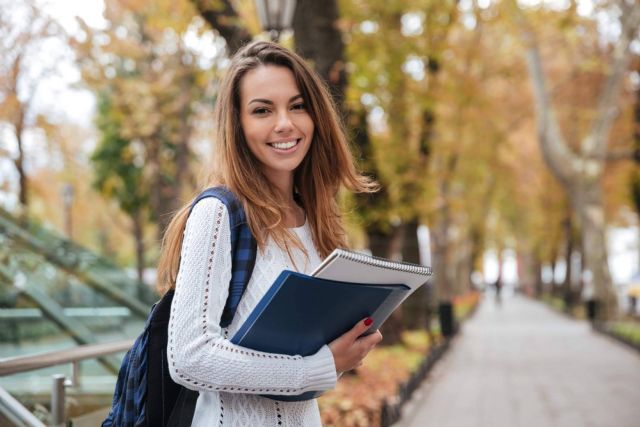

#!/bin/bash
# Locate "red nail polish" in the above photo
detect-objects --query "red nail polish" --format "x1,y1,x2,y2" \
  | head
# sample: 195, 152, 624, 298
364, 317, 373, 326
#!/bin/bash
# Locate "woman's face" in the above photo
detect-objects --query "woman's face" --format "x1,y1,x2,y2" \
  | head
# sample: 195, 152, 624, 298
239, 65, 314, 186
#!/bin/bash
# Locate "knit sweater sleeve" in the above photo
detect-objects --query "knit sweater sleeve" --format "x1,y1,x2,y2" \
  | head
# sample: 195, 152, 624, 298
167, 197, 337, 395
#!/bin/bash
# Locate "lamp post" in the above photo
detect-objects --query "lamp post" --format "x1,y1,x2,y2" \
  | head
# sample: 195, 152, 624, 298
61, 183, 74, 239
254, 0, 296, 42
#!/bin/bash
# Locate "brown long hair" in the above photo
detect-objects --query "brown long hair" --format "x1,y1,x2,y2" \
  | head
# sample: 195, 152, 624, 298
157, 40, 377, 294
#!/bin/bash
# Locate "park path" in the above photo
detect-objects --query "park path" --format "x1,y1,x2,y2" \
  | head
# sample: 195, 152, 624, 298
394, 293, 640, 427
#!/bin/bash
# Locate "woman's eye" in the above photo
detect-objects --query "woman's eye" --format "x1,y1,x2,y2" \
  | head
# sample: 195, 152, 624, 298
253, 107, 269, 114
292, 103, 306, 110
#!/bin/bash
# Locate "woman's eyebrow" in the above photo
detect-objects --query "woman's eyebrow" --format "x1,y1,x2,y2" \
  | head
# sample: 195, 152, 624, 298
248, 94, 303, 105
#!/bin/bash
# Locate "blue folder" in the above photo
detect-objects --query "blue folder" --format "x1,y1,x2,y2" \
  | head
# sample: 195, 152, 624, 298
231, 270, 410, 401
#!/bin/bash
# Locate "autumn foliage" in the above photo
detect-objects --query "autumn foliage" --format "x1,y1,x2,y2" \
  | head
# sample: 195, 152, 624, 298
319, 291, 480, 427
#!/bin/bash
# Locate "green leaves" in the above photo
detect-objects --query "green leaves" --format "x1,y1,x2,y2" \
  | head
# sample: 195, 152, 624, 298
75, 0, 219, 239
92, 92, 148, 215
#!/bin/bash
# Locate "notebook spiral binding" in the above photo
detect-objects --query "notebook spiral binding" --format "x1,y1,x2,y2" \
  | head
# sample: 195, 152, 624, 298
334, 249, 433, 276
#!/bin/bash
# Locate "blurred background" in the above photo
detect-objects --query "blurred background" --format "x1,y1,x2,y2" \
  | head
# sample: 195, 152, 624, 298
0, 0, 638, 426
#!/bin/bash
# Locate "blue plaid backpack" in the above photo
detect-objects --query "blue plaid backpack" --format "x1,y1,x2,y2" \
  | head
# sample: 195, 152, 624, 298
103, 187, 257, 427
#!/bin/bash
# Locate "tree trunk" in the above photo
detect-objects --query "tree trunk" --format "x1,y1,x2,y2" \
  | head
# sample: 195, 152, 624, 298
517, 1, 640, 319
631, 61, 640, 272
550, 245, 560, 296
401, 219, 421, 264
534, 255, 544, 297
367, 226, 393, 258
518, 251, 535, 296
573, 185, 616, 320
431, 200, 457, 337
465, 238, 477, 292
293, 0, 347, 109
174, 67, 194, 206
15, 108, 28, 209
469, 227, 484, 281
371, 224, 405, 344
192, 0, 252, 54
534, 256, 545, 297
453, 236, 473, 296
431, 234, 450, 299
401, 219, 428, 329
432, 199, 454, 302
561, 213, 574, 312
132, 210, 146, 298
575, 229, 585, 298
493, 247, 504, 303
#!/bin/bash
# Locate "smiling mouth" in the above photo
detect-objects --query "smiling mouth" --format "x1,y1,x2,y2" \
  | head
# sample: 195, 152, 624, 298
267, 139, 301, 151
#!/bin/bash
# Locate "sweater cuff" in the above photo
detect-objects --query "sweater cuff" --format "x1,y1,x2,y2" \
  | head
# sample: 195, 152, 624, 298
302, 345, 338, 392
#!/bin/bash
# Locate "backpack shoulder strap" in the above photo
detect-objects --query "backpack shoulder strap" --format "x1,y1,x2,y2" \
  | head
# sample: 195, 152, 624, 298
188, 186, 257, 327
104, 188, 257, 427
143, 187, 256, 427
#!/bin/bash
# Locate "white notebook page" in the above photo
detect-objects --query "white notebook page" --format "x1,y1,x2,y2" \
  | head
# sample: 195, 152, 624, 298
311, 249, 432, 292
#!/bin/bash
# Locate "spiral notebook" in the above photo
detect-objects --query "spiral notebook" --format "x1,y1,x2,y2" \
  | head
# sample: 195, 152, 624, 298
231, 249, 432, 401
312, 248, 432, 291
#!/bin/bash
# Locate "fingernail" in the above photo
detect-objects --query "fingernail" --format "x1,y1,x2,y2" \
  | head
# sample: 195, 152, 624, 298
364, 317, 373, 326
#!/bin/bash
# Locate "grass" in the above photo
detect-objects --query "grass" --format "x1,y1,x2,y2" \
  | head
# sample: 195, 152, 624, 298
538, 294, 640, 348
540, 293, 586, 319
608, 321, 640, 346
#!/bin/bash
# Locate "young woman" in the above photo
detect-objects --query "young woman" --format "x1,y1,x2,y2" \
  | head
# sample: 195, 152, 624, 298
159, 40, 382, 426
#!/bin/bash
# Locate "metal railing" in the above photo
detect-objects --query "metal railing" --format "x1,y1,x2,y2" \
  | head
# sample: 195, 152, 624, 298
0, 387, 46, 427
0, 339, 133, 426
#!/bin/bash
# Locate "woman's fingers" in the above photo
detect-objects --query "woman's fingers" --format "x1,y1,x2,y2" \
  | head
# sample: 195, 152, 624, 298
329, 320, 382, 373
357, 329, 383, 349
344, 317, 374, 342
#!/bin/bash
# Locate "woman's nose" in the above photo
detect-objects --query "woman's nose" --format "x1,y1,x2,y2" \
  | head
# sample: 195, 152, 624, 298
274, 111, 294, 133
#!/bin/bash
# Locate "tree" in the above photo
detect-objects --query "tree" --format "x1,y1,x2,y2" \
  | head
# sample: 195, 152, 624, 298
512, 0, 640, 319
73, 0, 218, 280
92, 92, 149, 285
631, 59, 640, 272
31, 119, 135, 265
193, 0, 349, 104
425, 1, 531, 331
293, 0, 348, 107
0, 0, 63, 209
191, 0, 253, 53
339, 0, 468, 341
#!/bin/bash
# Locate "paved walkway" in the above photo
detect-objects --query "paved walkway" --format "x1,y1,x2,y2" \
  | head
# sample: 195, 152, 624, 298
395, 294, 640, 427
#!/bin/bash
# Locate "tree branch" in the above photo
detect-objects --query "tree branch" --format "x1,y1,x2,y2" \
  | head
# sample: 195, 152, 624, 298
512, 1, 577, 186
603, 148, 638, 162
585, 0, 640, 158
191, 0, 252, 54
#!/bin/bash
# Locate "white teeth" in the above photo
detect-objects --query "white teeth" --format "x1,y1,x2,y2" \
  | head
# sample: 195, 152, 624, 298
271, 140, 298, 150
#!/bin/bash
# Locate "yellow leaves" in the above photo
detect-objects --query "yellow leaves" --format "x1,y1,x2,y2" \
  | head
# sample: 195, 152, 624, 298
319, 329, 433, 427
338, 399, 354, 411
74, 0, 219, 157
115, 81, 160, 140
101, 175, 121, 197
401, 329, 430, 352
233, 0, 262, 35
113, 0, 198, 34
0, 93, 21, 123
318, 299, 480, 426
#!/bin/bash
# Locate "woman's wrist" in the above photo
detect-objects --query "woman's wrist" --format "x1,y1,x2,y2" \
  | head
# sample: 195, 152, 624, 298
302, 345, 338, 391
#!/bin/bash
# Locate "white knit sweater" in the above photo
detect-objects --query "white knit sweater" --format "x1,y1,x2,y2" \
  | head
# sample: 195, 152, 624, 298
168, 197, 337, 426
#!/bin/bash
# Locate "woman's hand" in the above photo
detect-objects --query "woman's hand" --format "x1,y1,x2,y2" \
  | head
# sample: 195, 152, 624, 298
328, 318, 383, 373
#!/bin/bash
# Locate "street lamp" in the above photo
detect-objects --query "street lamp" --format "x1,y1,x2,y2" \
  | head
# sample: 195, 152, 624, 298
62, 183, 74, 239
254, 0, 296, 42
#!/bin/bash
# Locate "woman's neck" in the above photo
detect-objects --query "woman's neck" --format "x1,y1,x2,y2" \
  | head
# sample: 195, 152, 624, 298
266, 171, 295, 205
265, 173, 304, 227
